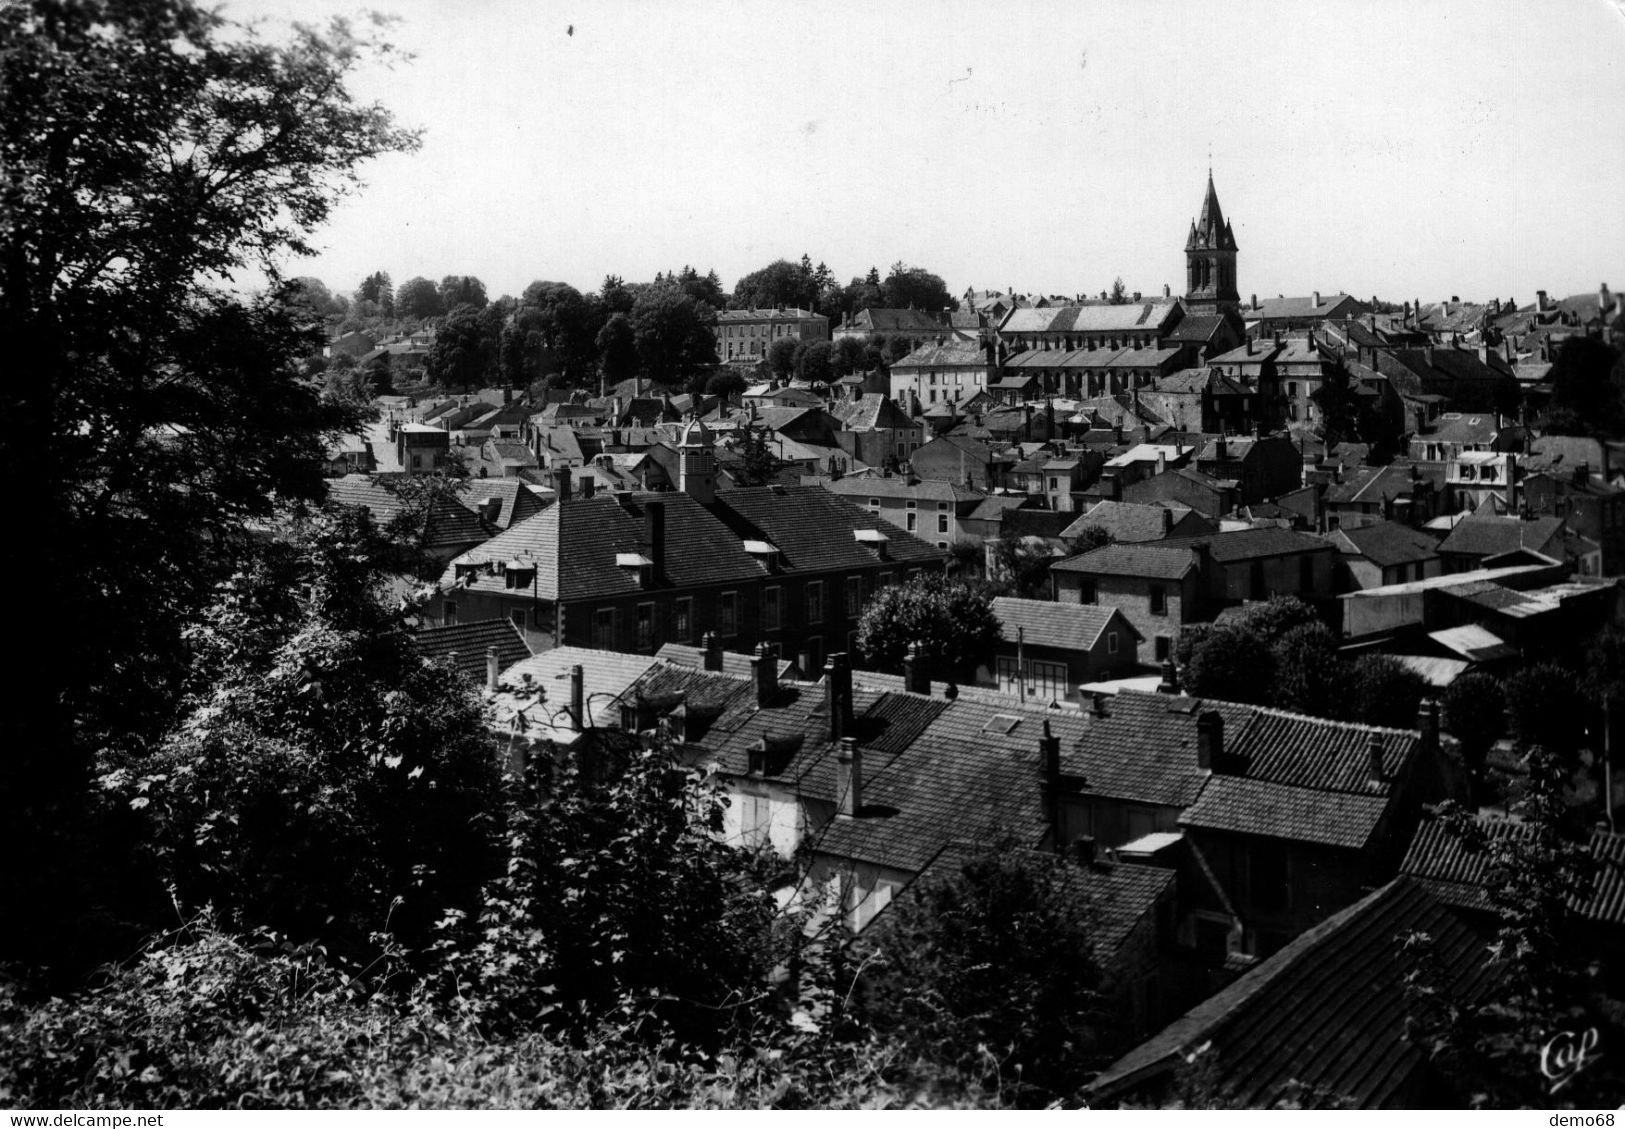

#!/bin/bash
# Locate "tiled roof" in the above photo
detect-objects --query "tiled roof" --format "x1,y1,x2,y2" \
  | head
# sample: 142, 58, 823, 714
1246, 293, 1361, 320
1437, 512, 1565, 559
1000, 302, 1182, 335
454, 479, 549, 529
440, 493, 765, 602
823, 476, 982, 504
1331, 521, 1442, 568
327, 475, 493, 550
491, 646, 660, 732
1089, 877, 1497, 1108
891, 342, 989, 369
828, 393, 915, 432
1400, 813, 1625, 926
1051, 541, 1197, 581
991, 596, 1142, 651
1180, 776, 1392, 849
1060, 501, 1195, 543
411, 619, 533, 684
908, 843, 1175, 960
1159, 527, 1333, 563
653, 642, 796, 680
1162, 314, 1227, 343
850, 307, 949, 334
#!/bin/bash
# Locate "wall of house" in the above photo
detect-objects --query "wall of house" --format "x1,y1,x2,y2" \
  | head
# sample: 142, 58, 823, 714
1184, 831, 1372, 957
722, 777, 807, 857
1054, 571, 1198, 663
1205, 550, 1334, 604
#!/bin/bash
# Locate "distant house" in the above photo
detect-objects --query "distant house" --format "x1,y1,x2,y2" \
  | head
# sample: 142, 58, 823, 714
714, 307, 828, 363
822, 474, 985, 550
1193, 432, 1302, 505
832, 307, 958, 350
1059, 500, 1215, 544
1240, 291, 1367, 334
1322, 462, 1444, 531
1326, 520, 1443, 590
326, 473, 494, 566
909, 433, 1012, 492
996, 301, 1186, 354
888, 341, 995, 410
828, 393, 925, 469
979, 597, 1141, 702
1436, 510, 1569, 572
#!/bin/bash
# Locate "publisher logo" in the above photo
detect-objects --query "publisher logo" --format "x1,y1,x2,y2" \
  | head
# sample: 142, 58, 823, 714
1541, 1027, 1601, 1096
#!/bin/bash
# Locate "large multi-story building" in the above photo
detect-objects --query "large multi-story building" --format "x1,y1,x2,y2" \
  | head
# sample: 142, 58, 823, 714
714, 307, 829, 362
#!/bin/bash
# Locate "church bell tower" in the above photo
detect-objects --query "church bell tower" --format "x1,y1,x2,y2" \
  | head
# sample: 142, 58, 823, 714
1185, 169, 1239, 313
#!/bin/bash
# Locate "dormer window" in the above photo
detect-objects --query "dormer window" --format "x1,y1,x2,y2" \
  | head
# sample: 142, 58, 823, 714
503, 560, 536, 589
743, 539, 780, 573
616, 551, 654, 589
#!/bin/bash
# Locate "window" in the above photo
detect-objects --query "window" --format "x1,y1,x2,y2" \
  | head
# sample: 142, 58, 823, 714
1149, 585, 1167, 615
997, 657, 1068, 702
444, 600, 458, 625
763, 586, 782, 631
1078, 578, 1097, 605
510, 609, 526, 628
674, 597, 693, 641
1154, 634, 1171, 661
868, 497, 880, 511
806, 580, 825, 625
741, 793, 770, 849
1107, 631, 1119, 655
1048, 476, 1059, 491
906, 512, 918, 532
878, 571, 893, 588
593, 607, 615, 649
845, 577, 862, 617
938, 512, 950, 534
719, 591, 739, 637
636, 602, 654, 650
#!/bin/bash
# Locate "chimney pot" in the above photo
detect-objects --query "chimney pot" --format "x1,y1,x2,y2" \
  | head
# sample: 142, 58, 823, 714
485, 645, 500, 693
751, 642, 778, 707
1157, 658, 1179, 694
702, 631, 722, 672
902, 643, 929, 695
1073, 834, 1097, 865
1367, 731, 1386, 783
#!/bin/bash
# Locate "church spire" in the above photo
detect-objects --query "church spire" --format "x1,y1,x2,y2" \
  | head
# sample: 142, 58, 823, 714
1184, 167, 1239, 312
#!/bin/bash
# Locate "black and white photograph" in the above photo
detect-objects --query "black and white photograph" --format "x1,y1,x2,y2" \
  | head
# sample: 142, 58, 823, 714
2, 0, 1623, 1113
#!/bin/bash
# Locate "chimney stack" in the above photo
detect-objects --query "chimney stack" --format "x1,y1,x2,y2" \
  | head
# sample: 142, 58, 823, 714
836, 736, 861, 817
1418, 699, 1440, 752
570, 663, 585, 732
554, 463, 572, 502
702, 631, 722, 672
644, 500, 665, 582
1040, 719, 1063, 849
580, 476, 596, 500
902, 643, 929, 695
1313, 291, 1322, 308
751, 642, 777, 707
1162, 506, 1174, 535
1090, 692, 1108, 718
1196, 710, 1224, 772
1537, 289, 1549, 312
824, 653, 855, 741
1157, 658, 1179, 694
486, 645, 500, 693
1367, 732, 1386, 783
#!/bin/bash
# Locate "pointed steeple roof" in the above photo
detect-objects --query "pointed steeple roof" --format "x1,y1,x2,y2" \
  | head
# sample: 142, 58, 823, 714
1190, 171, 1238, 252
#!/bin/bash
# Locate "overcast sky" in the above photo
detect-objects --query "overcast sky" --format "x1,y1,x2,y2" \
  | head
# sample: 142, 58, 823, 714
241, 0, 1625, 308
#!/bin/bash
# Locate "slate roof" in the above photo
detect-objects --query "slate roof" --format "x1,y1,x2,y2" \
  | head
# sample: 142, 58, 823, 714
890, 342, 990, 369
653, 642, 796, 681
848, 307, 949, 334
716, 485, 945, 570
1051, 541, 1198, 581
828, 393, 915, 432
1331, 521, 1442, 568
1162, 314, 1228, 344
1246, 293, 1363, 321
492, 646, 660, 733
1400, 812, 1625, 926
1088, 877, 1497, 1109
990, 597, 1142, 652
823, 477, 982, 504
454, 479, 549, 529
1181, 776, 1393, 849
1000, 302, 1182, 335
411, 619, 533, 684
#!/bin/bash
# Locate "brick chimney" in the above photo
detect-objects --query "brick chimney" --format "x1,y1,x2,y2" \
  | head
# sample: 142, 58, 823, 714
644, 500, 665, 582
1040, 719, 1062, 849
1157, 658, 1179, 694
751, 642, 777, 707
836, 736, 861, 817
902, 643, 929, 695
702, 631, 722, 672
1196, 710, 1223, 773
1417, 699, 1440, 753
486, 645, 500, 693
553, 463, 572, 501
580, 476, 596, 500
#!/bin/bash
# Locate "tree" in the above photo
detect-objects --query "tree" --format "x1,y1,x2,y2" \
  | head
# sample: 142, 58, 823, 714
856, 573, 1000, 684
852, 845, 1114, 1102
732, 258, 817, 311
595, 312, 638, 389
0, 0, 417, 974
396, 275, 444, 319
288, 276, 347, 321
516, 281, 599, 385
795, 340, 835, 385
705, 370, 748, 398
438, 274, 489, 312
1182, 627, 1275, 705
1346, 653, 1428, 729
357, 270, 395, 316
732, 425, 784, 487
832, 335, 868, 377
987, 533, 1063, 599
428, 304, 500, 391
1270, 622, 1344, 718
111, 507, 503, 959
1504, 662, 1584, 760
674, 264, 727, 310
629, 281, 717, 385
1441, 672, 1504, 780
1108, 277, 1127, 304
881, 263, 957, 313
767, 336, 799, 378
1544, 336, 1624, 437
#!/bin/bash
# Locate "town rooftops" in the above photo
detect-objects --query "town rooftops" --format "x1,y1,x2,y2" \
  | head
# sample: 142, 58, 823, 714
999, 301, 1182, 335
1061, 500, 1192, 543
1244, 293, 1362, 321
1329, 521, 1442, 568
1437, 511, 1565, 559
1158, 527, 1333, 562
991, 597, 1143, 653
327, 474, 493, 550
491, 646, 661, 735
891, 341, 989, 368
1088, 877, 1495, 1108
